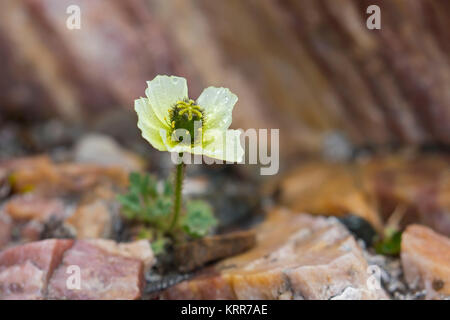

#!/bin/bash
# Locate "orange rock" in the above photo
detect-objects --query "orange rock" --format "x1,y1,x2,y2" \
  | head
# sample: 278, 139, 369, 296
162, 209, 387, 300
361, 154, 450, 236
279, 155, 450, 236
279, 162, 383, 231
5, 156, 58, 194
401, 225, 450, 299
3, 155, 128, 196
3, 194, 66, 221
65, 200, 112, 239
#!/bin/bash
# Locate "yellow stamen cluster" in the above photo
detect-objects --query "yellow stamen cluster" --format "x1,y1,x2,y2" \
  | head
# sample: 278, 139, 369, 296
176, 100, 203, 120
166, 99, 205, 145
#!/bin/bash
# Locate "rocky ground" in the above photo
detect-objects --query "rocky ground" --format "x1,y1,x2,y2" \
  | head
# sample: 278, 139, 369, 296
0, 126, 449, 300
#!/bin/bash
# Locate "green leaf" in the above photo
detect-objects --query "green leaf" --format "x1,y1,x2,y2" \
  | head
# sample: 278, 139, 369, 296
182, 200, 217, 238
151, 237, 169, 255
152, 197, 172, 218
117, 171, 217, 247
375, 230, 402, 256
116, 193, 140, 213
129, 172, 141, 187
145, 174, 158, 198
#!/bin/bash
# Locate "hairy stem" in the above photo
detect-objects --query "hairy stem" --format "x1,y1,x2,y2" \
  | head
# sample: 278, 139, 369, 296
169, 157, 185, 231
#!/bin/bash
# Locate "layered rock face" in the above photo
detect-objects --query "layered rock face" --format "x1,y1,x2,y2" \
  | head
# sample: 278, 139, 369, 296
162, 209, 388, 300
1, 0, 449, 162
401, 225, 450, 299
0, 239, 154, 300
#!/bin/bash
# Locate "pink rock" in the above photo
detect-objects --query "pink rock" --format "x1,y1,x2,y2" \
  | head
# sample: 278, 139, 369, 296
0, 261, 45, 300
47, 240, 145, 300
0, 239, 74, 299
0, 239, 74, 275
84, 239, 155, 271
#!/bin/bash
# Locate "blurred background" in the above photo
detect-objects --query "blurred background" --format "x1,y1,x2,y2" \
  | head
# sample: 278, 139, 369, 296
1, 0, 449, 164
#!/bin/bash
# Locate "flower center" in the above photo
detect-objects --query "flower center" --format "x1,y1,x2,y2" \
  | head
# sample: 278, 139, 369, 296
168, 99, 204, 145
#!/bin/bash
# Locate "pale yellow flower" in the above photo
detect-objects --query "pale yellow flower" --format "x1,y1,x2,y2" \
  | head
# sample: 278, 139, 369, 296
135, 75, 244, 162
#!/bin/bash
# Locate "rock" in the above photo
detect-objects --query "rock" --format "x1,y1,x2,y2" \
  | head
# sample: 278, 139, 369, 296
0, 261, 46, 300
279, 162, 383, 232
3, 0, 450, 159
56, 163, 129, 192
3, 156, 55, 194
337, 215, 377, 246
20, 220, 45, 243
401, 225, 450, 299
0, 159, 128, 244
362, 154, 450, 236
0, 213, 12, 248
47, 240, 149, 300
65, 200, 113, 239
40, 217, 76, 240
83, 239, 155, 271
174, 230, 256, 272
0, 239, 74, 299
0, 194, 70, 245
2, 194, 66, 221
162, 209, 388, 300
73, 134, 145, 172
279, 155, 450, 236
0, 238, 153, 299
4, 155, 128, 196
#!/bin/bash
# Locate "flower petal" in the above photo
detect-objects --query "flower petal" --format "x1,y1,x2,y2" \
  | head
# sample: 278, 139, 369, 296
135, 97, 167, 151
145, 75, 188, 124
159, 128, 244, 163
159, 128, 193, 154
196, 87, 238, 130
202, 129, 244, 163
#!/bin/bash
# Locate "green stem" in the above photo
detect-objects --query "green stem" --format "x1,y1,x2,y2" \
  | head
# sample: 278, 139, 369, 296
169, 156, 185, 231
